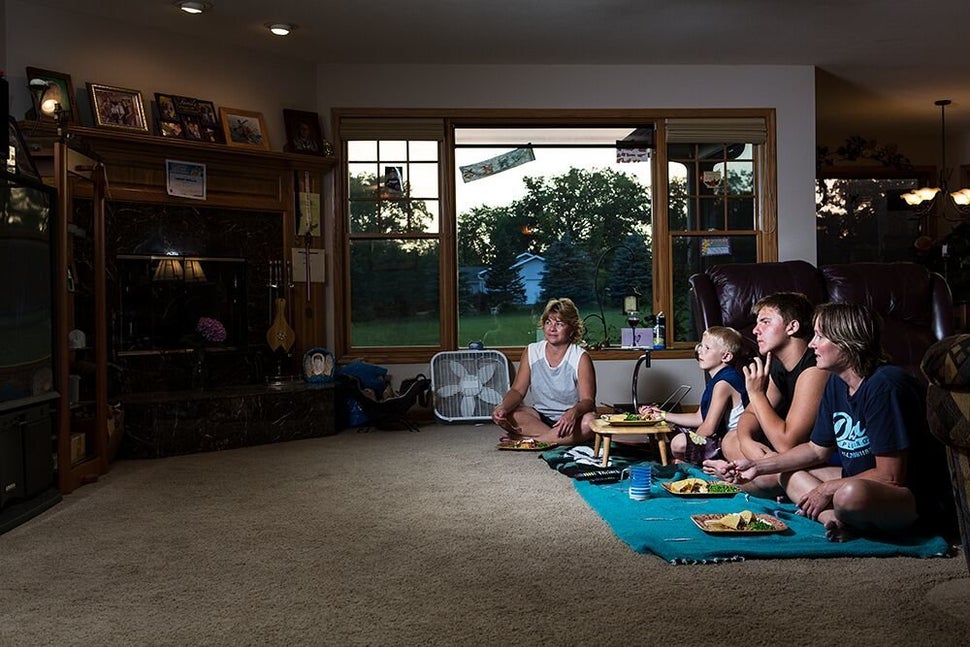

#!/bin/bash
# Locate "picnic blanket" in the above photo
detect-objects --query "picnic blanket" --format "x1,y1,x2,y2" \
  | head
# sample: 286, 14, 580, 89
539, 444, 662, 482
570, 461, 952, 564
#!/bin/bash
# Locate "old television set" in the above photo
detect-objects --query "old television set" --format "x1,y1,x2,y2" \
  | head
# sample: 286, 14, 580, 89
1, 119, 55, 405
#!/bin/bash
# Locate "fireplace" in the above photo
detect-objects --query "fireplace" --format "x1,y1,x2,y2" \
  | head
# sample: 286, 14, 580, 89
116, 254, 248, 353
71, 200, 287, 393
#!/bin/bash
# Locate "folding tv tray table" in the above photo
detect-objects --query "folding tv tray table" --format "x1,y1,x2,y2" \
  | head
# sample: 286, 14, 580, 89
593, 384, 691, 467
589, 418, 675, 467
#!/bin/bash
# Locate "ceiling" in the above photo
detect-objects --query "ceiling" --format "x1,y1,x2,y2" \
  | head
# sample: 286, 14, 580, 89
29, 0, 970, 144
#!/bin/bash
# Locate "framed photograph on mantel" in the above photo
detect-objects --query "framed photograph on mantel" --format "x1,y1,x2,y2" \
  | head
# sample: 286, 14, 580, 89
283, 109, 328, 155
219, 107, 270, 150
25, 66, 80, 124
87, 82, 149, 133
155, 92, 223, 143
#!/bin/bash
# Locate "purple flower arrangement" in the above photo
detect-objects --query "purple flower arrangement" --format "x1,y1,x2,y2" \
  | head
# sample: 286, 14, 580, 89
195, 316, 227, 343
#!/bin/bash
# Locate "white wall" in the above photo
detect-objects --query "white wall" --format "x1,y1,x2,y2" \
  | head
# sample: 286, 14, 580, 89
4, 0, 317, 146
0, 1, 6, 73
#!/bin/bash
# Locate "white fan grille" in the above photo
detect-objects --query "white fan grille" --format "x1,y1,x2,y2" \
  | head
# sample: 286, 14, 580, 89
430, 350, 511, 422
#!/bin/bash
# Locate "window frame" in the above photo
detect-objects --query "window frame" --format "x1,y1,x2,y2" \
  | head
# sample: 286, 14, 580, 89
333, 108, 778, 364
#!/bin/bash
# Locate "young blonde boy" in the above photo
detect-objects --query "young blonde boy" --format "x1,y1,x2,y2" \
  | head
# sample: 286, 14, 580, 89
639, 326, 749, 464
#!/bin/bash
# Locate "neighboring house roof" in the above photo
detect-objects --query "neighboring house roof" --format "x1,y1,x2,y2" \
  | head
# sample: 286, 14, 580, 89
510, 252, 543, 270
476, 253, 545, 280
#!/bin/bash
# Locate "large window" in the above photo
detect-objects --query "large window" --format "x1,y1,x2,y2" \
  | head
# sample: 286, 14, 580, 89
346, 138, 441, 347
455, 126, 653, 350
663, 117, 773, 345
335, 111, 776, 362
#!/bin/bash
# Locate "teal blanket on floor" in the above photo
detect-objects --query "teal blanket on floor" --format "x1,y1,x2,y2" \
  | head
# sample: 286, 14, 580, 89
574, 462, 952, 564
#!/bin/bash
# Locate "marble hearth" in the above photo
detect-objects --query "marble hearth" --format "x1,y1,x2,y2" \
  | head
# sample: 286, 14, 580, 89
118, 382, 336, 458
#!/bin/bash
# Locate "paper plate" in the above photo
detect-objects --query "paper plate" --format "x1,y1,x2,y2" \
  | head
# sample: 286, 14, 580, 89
599, 414, 664, 426
497, 440, 552, 451
661, 480, 740, 497
690, 513, 788, 534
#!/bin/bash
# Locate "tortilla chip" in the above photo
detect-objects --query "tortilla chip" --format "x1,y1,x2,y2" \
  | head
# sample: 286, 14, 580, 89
670, 477, 706, 493
719, 513, 742, 529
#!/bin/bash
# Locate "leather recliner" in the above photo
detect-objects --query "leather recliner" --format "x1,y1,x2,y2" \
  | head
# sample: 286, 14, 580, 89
922, 336, 970, 574
688, 259, 954, 381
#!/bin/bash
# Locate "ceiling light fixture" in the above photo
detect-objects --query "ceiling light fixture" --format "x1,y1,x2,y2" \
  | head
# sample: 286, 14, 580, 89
901, 99, 970, 221
177, 1, 210, 15
266, 23, 296, 36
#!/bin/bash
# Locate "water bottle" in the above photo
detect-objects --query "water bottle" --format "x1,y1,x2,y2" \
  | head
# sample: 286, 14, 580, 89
653, 312, 666, 350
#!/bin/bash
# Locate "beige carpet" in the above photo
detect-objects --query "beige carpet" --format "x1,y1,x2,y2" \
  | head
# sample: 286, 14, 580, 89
1, 423, 968, 646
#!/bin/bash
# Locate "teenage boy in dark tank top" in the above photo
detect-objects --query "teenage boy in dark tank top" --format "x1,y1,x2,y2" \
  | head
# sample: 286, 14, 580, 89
704, 292, 828, 497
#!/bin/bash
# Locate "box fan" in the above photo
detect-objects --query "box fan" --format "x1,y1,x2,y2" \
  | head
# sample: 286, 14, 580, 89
430, 350, 511, 422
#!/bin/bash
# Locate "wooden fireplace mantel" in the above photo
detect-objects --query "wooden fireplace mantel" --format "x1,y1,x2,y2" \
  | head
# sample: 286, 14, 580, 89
24, 122, 334, 212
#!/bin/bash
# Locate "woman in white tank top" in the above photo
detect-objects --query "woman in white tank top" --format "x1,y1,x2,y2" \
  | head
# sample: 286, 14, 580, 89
491, 298, 598, 446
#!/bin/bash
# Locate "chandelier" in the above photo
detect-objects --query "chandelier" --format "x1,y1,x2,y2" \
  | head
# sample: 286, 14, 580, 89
900, 99, 970, 221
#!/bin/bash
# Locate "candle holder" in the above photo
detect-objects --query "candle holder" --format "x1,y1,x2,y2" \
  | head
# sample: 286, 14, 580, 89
626, 309, 641, 347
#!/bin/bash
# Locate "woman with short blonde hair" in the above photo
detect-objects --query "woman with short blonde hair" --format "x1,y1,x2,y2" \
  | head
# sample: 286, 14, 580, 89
491, 297, 597, 445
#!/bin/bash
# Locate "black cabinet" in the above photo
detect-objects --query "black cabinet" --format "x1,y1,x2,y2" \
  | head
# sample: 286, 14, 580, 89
0, 398, 60, 534
0, 412, 24, 508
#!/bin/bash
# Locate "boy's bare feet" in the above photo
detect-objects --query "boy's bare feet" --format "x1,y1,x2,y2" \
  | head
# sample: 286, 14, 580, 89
821, 513, 855, 542
702, 458, 731, 479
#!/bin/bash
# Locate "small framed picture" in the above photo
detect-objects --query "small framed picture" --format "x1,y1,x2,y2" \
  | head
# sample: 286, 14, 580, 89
87, 83, 149, 132
197, 101, 218, 126
283, 109, 326, 155
153, 93, 223, 142
302, 347, 335, 384
220, 107, 270, 150
25, 66, 80, 124
155, 93, 178, 122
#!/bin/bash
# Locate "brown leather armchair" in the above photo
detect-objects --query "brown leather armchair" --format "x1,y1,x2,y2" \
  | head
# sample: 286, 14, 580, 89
922, 335, 970, 574
688, 260, 954, 380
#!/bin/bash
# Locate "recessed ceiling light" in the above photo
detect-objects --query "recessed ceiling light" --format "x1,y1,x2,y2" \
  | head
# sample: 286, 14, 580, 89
266, 23, 296, 36
177, 1, 210, 15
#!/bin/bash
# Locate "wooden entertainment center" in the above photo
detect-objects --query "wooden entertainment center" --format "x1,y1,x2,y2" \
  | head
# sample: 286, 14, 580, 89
25, 123, 335, 492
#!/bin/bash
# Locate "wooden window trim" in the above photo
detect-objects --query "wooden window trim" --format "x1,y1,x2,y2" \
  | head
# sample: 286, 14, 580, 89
332, 108, 777, 364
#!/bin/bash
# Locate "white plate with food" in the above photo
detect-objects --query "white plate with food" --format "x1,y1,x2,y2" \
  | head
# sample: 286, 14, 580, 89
599, 413, 665, 426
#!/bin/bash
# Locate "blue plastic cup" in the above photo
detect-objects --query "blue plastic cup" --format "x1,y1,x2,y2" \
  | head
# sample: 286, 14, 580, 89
622, 464, 652, 500
628, 484, 650, 501
622, 464, 652, 485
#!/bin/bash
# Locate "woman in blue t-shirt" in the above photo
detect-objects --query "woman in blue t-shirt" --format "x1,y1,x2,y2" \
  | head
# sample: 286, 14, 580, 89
722, 302, 937, 541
